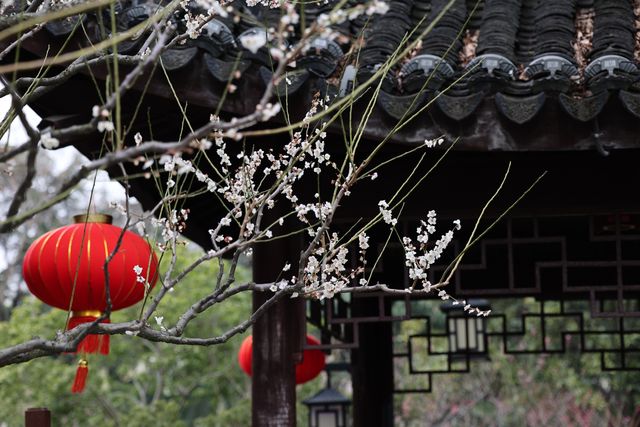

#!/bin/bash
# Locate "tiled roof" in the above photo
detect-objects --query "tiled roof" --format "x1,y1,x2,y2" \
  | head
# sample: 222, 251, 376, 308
6, 0, 640, 150
353, 0, 640, 124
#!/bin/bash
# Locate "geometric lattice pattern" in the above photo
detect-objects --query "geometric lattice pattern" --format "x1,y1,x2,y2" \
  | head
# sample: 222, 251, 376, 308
307, 214, 640, 356
429, 214, 640, 317
393, 299, 640, 393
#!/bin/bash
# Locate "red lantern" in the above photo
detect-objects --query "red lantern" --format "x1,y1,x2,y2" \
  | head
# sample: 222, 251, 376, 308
22, 214, 158, 392
238, 334, 326, 384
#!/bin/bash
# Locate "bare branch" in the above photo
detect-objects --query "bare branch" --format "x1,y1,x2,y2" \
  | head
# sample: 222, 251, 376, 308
2, 84, 40, 221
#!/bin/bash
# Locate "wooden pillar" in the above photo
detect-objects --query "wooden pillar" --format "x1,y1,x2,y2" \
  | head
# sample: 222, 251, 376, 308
25, 408, 51, 427
351, 297, 394, 427
252, 235, 304, 427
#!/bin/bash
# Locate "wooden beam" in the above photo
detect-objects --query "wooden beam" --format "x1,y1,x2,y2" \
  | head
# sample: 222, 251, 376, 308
251, 233, 304, 427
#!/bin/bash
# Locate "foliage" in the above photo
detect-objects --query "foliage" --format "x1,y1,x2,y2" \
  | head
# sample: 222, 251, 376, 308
393, 298, 640, 427
0, 247, 258, 427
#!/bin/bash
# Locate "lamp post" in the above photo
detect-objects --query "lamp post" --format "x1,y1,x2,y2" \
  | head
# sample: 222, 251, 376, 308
440, 299, 491, 359
303, 364, 351, 427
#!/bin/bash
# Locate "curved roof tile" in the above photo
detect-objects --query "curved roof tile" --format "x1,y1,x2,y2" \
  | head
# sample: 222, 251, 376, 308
4, 0, 640, 150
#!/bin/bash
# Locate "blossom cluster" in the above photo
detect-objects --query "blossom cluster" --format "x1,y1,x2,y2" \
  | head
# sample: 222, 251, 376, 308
92, 105, 114, 133
150, 208, 190, 247
402, 211, 460, 286
442, 294, 492, 317
135, 107, 473, 308
180, 0, 230, 39
301, 233, 352, 299
133, 264, 153, 293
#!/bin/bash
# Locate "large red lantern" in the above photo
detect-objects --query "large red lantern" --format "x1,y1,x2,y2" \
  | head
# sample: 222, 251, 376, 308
238, 334, 326, 384
22, 214, 158, 392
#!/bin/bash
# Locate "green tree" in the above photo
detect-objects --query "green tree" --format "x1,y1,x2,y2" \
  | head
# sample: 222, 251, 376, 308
393, 298, 640, 426
0, 247, 256, 427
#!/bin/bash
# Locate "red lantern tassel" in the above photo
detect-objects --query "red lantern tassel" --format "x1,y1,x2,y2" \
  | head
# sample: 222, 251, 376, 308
71, 359, 89, 393
67, 315, 110, 355
99, 334, 109, 355
78, 333, 100, 354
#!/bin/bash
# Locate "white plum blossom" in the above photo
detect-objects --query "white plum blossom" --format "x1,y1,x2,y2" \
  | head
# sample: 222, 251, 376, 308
174, 157, 195, 175
193, 0, 228, 17
259, 102, 281, 121
239, 30, 267, 54
358, 233, 369, 250
367, 0, 390, 15
133, 264, 147, 284
403, 214, 460, 283
154, 316, 167, 331
378, 200, 397, 226
245, 0, 280, 7
280, 3, 299, 25
40, 132, 60, 149
185, 12, 207, 39
438, 290, 449, 300
425, 137, 444, 148
195, 170, 208, 182
97, 120, 114, 133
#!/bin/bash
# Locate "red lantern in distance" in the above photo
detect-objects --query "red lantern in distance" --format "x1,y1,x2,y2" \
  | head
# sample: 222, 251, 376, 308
238, 334, 326, 384
22, 214, 158, 393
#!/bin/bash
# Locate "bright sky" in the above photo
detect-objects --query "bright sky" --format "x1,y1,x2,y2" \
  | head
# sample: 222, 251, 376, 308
0, 94, 40, 147
0, 90, 128, 197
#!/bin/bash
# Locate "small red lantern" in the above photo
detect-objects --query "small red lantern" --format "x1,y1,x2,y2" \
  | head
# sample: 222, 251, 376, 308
22, 214, 158, 392
238, 334, 326, 384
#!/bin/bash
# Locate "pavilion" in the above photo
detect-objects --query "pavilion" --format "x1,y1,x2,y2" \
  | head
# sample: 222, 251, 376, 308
2, 0, 640, 425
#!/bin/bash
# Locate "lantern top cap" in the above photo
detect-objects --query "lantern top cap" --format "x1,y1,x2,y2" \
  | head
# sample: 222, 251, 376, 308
73, 213, 113, 224
441, 298, 491, 313
303, 387, 351, 406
